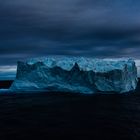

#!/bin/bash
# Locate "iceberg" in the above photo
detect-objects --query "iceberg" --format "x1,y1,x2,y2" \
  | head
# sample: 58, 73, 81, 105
10, 56, 138, 94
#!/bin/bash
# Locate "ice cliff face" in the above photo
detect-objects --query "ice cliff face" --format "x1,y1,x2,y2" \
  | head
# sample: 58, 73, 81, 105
135, 60, 140, 78
10, 57, 138, 94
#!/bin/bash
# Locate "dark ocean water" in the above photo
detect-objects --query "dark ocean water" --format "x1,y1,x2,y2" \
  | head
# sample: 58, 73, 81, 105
0, 80, 140, 140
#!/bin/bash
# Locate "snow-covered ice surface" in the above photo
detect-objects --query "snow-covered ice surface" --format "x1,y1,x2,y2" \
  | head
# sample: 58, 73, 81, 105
10, 56, 138, 94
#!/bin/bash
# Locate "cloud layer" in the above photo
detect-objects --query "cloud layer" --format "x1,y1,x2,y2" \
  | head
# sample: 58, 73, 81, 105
0, 0, 140, 66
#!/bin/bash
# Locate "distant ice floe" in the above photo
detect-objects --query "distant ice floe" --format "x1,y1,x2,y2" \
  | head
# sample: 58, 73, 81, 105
0, 89, 11, 93
0, 65, 16, 80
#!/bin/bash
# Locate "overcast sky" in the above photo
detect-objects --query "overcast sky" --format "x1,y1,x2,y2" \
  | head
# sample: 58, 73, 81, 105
1, 0, 140, 79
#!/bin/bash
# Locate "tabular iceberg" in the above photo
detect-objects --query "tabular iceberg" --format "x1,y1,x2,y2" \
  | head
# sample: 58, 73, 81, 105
10, 56, 138, 94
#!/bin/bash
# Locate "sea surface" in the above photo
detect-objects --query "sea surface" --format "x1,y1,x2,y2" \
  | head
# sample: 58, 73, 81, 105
0, 80, 140, 140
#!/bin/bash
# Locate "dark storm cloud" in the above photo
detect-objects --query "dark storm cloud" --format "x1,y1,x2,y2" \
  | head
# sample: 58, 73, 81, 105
1, 0, 140, 66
